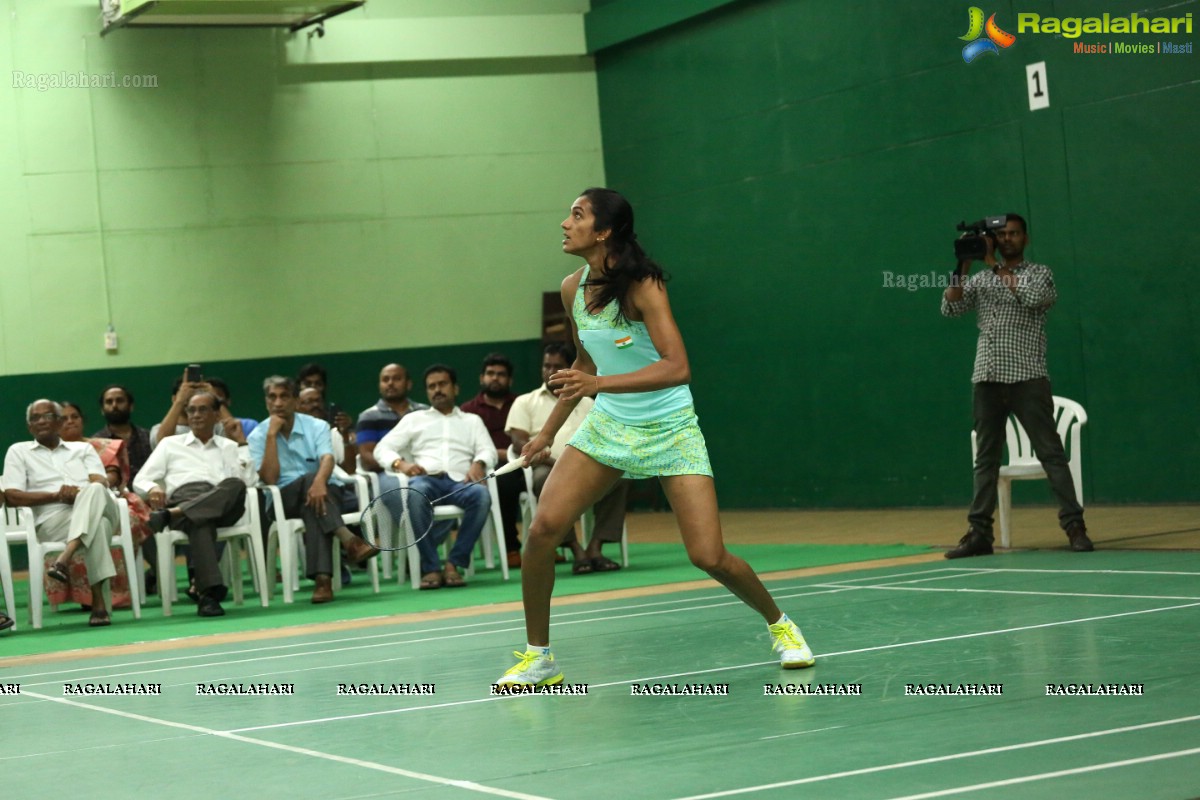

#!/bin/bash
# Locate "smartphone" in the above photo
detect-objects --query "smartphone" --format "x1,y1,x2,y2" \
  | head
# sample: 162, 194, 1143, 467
186, 364, 202, 383
328, 402, 343, 420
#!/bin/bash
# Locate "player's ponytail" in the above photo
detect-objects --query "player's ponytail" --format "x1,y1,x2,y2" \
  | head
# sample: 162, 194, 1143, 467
580, 187, 669, 323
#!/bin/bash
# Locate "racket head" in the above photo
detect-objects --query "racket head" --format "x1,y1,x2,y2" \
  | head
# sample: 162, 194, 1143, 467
359, 487, 436, 552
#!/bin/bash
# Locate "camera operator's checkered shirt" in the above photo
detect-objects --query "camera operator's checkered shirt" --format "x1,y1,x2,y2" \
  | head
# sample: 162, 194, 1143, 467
941, 260, 1057, 383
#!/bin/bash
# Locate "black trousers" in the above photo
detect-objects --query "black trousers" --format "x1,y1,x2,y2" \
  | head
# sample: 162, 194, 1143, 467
276, 473, 345, 579
969, 378, 1084, 538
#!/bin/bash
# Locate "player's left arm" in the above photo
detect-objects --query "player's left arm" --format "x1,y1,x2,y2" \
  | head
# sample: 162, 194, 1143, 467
597, 278, 690, 394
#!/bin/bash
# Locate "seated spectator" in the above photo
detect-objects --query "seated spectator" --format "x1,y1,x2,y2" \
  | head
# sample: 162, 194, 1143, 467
135, 391, 256, 617
297, 387, 357, 478
297, 362, 328, 395
92, 385, 152, 484
248, 376, 379, 603
355, 364, 430, 493
375, 365, 494, 590
461, 353, 525, 569
55, 401, 153, 607
152, 370, 252, 447
508, 342, 630, 573
4, 400, 121, 626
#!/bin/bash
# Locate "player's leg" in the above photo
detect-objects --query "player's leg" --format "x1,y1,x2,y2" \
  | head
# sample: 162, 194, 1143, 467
495, 447, 620, 686
661, 474, 815, 669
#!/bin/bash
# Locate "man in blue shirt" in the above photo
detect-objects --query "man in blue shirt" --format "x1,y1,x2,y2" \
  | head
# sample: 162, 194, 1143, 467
248, 376, 379, 603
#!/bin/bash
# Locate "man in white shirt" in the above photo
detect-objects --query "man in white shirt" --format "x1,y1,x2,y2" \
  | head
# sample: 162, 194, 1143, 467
507, 343, 630, 573
375, 365, 495, 590
3, 400, 120, 627
135, 391, 256, 617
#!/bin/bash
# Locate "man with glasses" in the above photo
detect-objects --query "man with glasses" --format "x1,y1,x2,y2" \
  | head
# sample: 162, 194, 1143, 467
134, 391, 256, 617
3, 400, 120, 627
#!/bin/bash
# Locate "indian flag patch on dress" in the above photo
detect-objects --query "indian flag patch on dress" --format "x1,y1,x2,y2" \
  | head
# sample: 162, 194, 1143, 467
614, 335, 633, 349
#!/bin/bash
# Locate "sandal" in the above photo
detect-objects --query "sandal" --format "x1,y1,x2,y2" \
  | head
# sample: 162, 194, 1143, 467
419, 572, 443, 591
88, 610, 112, 627
572, 559, 594, 575
442, 565, 467, 588
47, 561, 70, 583
0, 613, 14, 632
590, 556, 622, 572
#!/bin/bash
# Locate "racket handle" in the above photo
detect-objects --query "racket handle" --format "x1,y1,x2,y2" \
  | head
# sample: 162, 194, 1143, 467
491, 458, 527, 477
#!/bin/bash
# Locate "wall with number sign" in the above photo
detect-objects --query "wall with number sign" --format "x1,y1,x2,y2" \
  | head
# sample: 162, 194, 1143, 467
592, 0, 1200, 506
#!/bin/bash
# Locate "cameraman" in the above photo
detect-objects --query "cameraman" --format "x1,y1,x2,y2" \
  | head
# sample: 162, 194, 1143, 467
941, 213, 1093, 557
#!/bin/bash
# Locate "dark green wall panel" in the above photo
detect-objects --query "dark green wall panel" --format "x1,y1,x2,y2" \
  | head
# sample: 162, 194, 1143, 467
596, 0, 1199, 507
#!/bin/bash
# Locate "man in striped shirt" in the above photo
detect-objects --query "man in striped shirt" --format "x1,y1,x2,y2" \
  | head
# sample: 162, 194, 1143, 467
941, 213, 1093, 558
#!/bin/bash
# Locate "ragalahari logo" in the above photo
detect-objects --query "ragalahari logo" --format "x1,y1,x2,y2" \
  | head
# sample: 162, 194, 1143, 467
960, 7, 1017, 62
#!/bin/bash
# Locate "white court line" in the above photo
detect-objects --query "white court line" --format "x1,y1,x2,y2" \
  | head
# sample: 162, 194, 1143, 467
1, 581, 855, 682
760, 726, 845, 741
883, 746, 1200, 800
813, 583, 1200, 601
667, 714, 1200, 800
155, 654, 416, 691
11, 586, 859, 688
946, 567, 1200, 577
20, 689, 554, 800
226, 599, 1200, 733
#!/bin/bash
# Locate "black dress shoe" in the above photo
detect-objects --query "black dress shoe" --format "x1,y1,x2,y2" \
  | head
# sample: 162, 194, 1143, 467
1065, 522, 1094, 552
197, 594, 225, 617
148, 509, 171, 533
945, 529, 994, 559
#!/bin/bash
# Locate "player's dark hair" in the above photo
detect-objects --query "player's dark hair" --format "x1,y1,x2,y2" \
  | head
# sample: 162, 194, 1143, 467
579, 187, 669, 323
1006, 213, 1028, 233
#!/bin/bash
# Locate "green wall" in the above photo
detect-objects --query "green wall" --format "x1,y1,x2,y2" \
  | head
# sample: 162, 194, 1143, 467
0, 0, 599, 368
0, 0, 599, 445
593, 0, 1200, 506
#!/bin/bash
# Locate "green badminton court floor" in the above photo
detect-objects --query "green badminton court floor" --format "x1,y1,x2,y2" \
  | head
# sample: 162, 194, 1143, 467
3, 549, 1199, 799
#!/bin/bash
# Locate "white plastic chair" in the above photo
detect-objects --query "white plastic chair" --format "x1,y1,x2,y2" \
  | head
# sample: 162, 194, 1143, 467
154, 489, 268, 616
394, 471, 507, 588
265, 474, 380, 603
970, 395, 1087, 549
0, 501, 16, 631
2, 496, 142, 629
357, 462, 401, 581
512, 446, 629, 568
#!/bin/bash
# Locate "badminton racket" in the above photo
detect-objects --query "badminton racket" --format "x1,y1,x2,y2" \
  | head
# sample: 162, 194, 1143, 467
359, 459, 528, 551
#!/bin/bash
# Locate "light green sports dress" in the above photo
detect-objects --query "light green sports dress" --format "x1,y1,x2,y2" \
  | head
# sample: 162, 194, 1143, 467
567, 265, 713, 478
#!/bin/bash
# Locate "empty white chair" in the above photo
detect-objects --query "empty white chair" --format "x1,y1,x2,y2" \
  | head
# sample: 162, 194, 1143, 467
0, 502, 16, 631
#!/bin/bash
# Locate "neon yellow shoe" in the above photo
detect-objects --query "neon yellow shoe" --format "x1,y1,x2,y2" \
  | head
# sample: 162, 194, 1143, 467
769, 620, 815, 669
495, 650, 565, 687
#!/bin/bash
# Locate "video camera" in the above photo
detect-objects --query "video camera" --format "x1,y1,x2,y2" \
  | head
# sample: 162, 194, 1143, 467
954, 215, 1006, 261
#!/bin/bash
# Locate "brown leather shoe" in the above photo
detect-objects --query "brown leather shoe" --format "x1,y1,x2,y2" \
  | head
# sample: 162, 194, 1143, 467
1065, 521, 1094, 552
345, 536, 381, 565
311, 574, 334, 604
507, 551, 522, 569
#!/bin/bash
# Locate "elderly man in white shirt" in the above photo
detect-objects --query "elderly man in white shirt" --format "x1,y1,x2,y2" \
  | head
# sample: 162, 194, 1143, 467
134, 391, 256, 617
3, 400, 120, 627
374, 364, 495, 590
507, 342, 630, 574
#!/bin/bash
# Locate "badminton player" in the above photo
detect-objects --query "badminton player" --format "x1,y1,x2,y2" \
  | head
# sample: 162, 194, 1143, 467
495, 188, 815, 686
